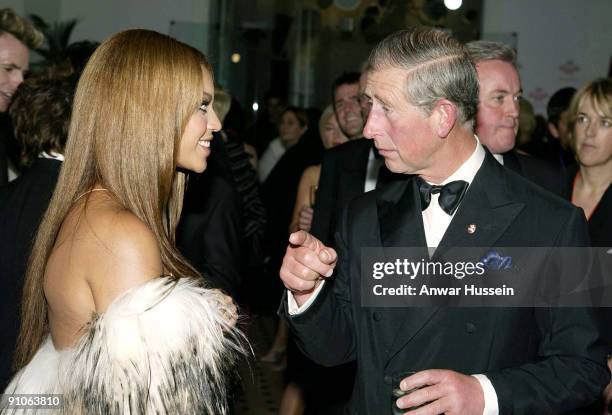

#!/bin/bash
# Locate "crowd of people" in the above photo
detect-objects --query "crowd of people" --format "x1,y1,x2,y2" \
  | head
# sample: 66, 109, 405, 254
0, 7, 610, 415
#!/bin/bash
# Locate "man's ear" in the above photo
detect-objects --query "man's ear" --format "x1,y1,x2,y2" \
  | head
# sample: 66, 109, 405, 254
432, 99, 458, 138
547, 122, 559, 139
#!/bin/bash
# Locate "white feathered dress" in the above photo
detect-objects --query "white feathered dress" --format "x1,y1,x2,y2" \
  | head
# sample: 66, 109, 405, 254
2, 276, 245, 414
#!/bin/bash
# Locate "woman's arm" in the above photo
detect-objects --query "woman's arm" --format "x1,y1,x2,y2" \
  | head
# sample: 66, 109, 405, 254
289, 165, 321, 234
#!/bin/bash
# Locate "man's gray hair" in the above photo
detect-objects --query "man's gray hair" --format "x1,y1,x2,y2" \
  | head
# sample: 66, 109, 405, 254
465, 40, 517, 68
366, 28, 479, 126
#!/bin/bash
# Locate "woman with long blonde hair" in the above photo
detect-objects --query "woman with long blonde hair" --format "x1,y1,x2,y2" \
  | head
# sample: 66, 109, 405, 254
4, 29, 243, 414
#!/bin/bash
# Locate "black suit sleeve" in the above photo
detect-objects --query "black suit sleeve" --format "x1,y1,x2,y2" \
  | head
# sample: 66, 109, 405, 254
280, 206, 357, 367
310, 150, 338, 246
487, 208, 610, 414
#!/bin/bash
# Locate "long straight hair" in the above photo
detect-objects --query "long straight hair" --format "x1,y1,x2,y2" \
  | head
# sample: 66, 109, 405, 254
15, 29, 211, 369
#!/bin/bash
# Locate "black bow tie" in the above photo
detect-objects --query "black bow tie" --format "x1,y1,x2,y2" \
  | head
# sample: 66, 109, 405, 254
416, 177, 469, 215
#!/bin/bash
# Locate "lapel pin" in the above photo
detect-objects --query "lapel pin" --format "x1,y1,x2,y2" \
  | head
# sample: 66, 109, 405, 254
467, 224, 477, 234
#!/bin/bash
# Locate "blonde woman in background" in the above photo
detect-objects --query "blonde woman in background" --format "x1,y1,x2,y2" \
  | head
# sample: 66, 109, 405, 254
566, 78, 612, 247
565, 78, 612, 415
289, 105, 349, 233
3, 29, 244, 414
263, 106, 348, 415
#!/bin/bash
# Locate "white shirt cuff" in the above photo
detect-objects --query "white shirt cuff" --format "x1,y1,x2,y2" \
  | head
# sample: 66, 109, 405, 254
472, 374, 499, 415
287, 280, 326, 315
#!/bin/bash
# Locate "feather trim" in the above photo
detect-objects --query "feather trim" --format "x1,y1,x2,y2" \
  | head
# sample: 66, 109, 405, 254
4, 276, 246, 414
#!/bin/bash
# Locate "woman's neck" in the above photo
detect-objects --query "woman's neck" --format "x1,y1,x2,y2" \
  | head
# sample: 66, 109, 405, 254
579, 161, 612, 193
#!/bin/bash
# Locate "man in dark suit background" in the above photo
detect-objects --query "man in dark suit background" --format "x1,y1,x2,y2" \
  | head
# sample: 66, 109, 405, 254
310, 72, 403, 246
278, 28, 609, 414
0, 9, 44, 186
466, 40, 566, 196
0, 74, 77, 390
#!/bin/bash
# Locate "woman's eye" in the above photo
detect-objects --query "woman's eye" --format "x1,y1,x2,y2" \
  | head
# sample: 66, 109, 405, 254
601, 119, 611, 128
577, 115, 588, 124
199, 102, 209, 113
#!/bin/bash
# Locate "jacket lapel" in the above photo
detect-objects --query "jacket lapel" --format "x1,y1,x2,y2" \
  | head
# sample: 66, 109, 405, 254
437, 153, 525, 252
381, 152, 524, 365
376, 179, 438, 363
377, 178, 427, 249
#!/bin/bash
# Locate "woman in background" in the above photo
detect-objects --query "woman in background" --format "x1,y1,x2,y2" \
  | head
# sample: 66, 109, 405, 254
565, 77, 612, 415
258, 106, 309, 182
272, 106, 348, 415
289, 105, 349, 233
4, 29, 243, 414
566, 78, 611, 247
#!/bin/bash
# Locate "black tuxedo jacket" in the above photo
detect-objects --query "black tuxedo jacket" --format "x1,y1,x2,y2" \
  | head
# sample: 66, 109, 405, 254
282, 152, 609, 414
0, 158, 62, 390
310, 138, 372, 246
311, 138, 403, 246
502, 150, 567, 197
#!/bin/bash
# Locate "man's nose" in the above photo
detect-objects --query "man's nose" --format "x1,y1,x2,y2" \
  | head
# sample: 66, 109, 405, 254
362, 110, 378, 139
10, 70, 25, 89
506, 98, 519, 118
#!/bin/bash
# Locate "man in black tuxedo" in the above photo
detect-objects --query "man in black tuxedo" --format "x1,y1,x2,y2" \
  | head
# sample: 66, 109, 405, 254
278, 28, 609, 414
0, 9, 44, 185
311, 72, 403, 246
0, 74, 77, 390
466, 41, 566, 196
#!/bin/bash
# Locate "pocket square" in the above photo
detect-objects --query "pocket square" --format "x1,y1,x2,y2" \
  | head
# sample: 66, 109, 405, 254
480, 250, 512, 270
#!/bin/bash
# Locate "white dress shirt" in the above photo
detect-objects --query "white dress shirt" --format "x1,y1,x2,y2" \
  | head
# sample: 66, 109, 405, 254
364, 148, 384, 192
258, 138, 286, 182
288, 136, 498, 415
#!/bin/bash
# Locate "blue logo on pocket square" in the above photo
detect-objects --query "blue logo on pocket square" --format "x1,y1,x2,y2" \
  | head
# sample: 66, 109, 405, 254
481, 250, 512, 270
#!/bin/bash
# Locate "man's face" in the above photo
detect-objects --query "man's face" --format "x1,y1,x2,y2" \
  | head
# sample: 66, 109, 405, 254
362, 67, 440, 175
334, 82, 364, 139
475, 59, 521, 154
0, 33, 29, 113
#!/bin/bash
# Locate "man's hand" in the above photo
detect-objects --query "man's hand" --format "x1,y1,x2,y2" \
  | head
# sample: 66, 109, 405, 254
395, 369, 485, 415
279, 231, 337, 307
298, 206, 314, 232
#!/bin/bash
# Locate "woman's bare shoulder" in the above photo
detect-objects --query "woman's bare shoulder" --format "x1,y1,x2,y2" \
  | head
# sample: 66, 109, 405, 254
65, 195, 164, 312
